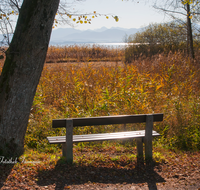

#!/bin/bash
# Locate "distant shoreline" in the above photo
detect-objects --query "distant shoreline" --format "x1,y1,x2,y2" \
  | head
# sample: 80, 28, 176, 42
49, 42, 137, 48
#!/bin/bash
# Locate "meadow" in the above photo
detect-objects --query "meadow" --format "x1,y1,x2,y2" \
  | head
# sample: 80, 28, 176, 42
0, 45, 199, 152
22, 45, 200, 152
0, 45, 200, 189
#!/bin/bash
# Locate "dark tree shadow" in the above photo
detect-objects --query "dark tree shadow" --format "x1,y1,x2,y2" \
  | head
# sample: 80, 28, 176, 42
37, 158, 165, 190
0, 162, 14, 188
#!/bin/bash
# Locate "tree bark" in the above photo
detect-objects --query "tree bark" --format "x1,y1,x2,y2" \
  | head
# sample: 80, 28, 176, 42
0, 0, 60, 157
187, 3, 195, 59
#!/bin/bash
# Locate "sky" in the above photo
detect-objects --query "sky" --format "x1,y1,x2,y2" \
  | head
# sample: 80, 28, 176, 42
57, 0, 172, 30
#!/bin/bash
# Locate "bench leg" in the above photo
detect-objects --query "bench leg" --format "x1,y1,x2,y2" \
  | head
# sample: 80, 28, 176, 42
136, 138, 143, 158
62, 119, 73, 164
145, 114, 153, 162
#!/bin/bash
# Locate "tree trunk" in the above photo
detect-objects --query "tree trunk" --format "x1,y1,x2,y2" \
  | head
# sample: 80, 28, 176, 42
0, 0, 60, 157
187, 3, 194, 59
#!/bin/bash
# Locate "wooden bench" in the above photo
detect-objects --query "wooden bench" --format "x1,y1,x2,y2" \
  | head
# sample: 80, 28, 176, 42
47, 113, 163, 164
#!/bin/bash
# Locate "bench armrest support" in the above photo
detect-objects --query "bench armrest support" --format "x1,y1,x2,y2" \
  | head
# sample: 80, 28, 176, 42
62, 119, 73, 164
145, 114, 153, 161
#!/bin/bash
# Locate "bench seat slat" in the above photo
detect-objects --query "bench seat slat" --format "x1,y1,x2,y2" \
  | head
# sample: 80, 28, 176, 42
47, 130, 160, 144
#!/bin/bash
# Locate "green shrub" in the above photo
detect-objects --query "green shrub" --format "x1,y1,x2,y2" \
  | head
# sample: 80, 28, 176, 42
125, 22, 189, 62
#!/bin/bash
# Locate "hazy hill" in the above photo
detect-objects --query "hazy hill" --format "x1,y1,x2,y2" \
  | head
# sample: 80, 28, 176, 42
50, 27, 142, 45
0, 27, 142, 45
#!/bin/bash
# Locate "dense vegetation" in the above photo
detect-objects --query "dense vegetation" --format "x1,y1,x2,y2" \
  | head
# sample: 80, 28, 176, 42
124, 22, 200, 62
2, 44, 199, 153
46, 44, 123, 63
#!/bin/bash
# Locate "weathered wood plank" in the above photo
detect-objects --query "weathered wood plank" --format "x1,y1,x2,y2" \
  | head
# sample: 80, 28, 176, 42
52, 113, 163, 128
47, 130, 160, 144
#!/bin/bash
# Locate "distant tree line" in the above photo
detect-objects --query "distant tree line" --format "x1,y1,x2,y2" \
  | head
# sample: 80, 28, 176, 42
124, 21, 200, 63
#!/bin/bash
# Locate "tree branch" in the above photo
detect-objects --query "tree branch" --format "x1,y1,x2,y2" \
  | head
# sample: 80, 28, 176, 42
153, 5, 187, 16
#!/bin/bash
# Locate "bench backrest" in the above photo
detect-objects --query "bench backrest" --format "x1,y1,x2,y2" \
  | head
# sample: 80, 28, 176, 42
52, 113, 163, 128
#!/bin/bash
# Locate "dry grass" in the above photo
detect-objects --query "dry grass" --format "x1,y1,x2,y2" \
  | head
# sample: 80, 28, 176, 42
0, 48, 200, 151
46, 45, 124, 63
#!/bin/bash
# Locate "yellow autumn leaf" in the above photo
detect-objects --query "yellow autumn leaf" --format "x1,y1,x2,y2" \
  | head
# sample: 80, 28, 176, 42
84, 21, 87, 23
106, 16, 109, 19
80, 20, 83, 24
73, 18, 76, 22
92, 16, 95, 18
114, 16, 119, 22
94, 11, 96, 14
156, 85, 163, 91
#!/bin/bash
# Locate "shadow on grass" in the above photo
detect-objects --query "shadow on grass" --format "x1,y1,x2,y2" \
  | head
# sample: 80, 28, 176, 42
37, 158, 165, 190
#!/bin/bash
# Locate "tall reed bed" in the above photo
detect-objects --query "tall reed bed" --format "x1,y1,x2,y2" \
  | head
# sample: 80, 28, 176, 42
0, 50, 199, 152
46, 44, 124, 62
23, 52, 200, 152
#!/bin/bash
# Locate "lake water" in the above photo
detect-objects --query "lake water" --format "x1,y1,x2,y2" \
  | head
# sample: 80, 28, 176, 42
50, 42, 136, 49
85, 42, 134, 48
